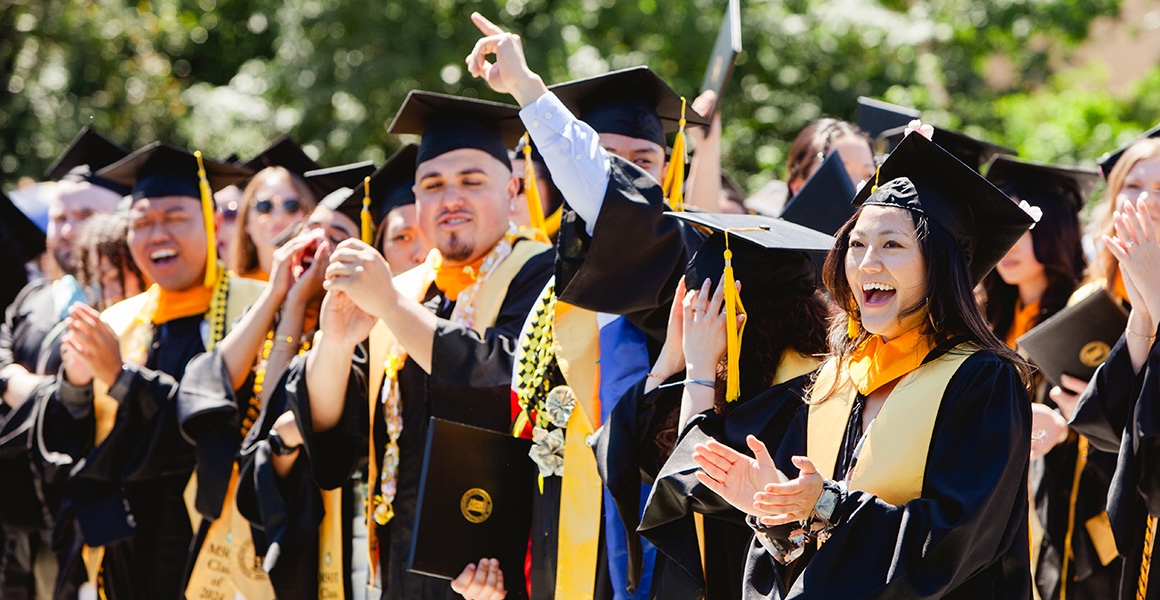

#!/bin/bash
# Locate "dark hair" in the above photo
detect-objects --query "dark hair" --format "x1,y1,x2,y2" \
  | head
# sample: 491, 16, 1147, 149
983, 183, 1086, 337
816, 205, 1031, 403
75, 212, 143, 310
654, 287, 832, 459
786, 118, 873, 186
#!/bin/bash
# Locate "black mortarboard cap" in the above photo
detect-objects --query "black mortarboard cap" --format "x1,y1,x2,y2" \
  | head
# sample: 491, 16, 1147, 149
852, 133, 1034, 283
388, 91, 523, 169
315, 146, 417, 228
668, 211, 834, 299
779, 152, 858, 236
549, 66, 709, 148
243, 135, 322, 177
880, 125, 1016, 172
303, 160, 376, 205
1097, 122, 1160, 178
856, 97, 921, 140
985, 155, 1099, 212
97, 142, 253, 201
1, 188, 46, 262
43, 126, 131, 195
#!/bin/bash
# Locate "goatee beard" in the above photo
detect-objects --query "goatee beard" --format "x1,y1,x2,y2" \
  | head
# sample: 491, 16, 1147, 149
441, 232, 475, 263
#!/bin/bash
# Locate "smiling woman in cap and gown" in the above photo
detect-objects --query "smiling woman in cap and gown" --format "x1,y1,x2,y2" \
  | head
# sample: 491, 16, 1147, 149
35, 142, 262, 600
692, 130, 1036, 599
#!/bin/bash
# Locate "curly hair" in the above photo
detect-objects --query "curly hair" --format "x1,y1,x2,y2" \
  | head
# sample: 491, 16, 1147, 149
75, 212, 143, 310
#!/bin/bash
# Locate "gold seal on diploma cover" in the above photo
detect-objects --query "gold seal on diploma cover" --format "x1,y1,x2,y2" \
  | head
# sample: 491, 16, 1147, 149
1080, 340, 1111, 368
460, 488, 493, 524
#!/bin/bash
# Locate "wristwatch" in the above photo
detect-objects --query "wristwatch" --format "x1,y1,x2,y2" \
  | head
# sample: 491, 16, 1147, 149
267, 428, 302, 456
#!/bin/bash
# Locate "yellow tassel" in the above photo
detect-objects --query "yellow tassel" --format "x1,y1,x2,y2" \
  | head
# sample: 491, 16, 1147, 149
722, 232, 745, 402
522, 133, 547, 235
361, 176, 373, 244
662, 96, 688, 211
847, 300, 860, 338
870, 164, 881, 194
194, 151, 217, 287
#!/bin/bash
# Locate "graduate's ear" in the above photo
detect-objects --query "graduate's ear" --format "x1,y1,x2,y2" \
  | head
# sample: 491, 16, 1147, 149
506, 173, 520, 205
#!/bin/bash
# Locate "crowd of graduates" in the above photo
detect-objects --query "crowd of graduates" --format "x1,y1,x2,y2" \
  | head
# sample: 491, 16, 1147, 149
2, 11, 1160, 600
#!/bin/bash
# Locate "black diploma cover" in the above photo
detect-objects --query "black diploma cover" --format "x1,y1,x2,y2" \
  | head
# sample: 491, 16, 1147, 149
1018, 290, 1129, 386
699, 0, 741, 118
408, 417, 535, 584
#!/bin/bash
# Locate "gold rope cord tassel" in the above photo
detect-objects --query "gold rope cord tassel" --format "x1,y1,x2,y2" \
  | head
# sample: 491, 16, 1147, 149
1061, 435, 1089, 600
361, 176, 373, 244
722, 231, 746, 402
194, 151, 218, 287
522, 133, 547, 236
1140, 514, 1158, 600
661, 96, 688, 211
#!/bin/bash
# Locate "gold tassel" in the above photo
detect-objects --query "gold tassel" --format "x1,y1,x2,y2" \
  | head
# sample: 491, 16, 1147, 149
870, 164, 881, 194
662, 96, 688, 211
194, 151, 217, 287
361, 176, 373, 244
722, 231, 745, 402
847, 301, 860, 339
523, 133, 547, 235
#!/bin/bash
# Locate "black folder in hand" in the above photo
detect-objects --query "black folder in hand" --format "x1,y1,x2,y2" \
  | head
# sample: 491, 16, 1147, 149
1017, 291, 1129, 386
408, 417, 534, 585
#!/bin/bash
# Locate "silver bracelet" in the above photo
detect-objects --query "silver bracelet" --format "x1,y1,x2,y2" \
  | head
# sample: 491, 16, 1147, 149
658, 378, 716, 390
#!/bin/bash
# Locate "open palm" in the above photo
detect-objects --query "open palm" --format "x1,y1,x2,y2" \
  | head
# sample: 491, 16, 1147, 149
693, 435, 786, 517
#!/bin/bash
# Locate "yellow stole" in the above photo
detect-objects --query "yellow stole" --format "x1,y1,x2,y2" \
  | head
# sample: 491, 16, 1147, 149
807, 345, 976, 505
365, 239, 551, 589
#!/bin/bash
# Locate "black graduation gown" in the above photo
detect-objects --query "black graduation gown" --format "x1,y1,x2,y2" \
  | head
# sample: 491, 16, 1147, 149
307, 244, 553, 600
1030, 419, 1120, 599
554, 155, 704, 346
592, 369, 813, 600
1070, 325, 1160, 600
746, 349, 1032, 600
235, 351, 366, 599
42, 314, 205, 600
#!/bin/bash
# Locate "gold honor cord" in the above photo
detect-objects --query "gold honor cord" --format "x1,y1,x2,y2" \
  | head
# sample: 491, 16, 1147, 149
1060, 435, 1089, 600
195, 151, 218, 287
361, 176, 373, 244
1141, 514, 1158, 600
662, 96, 688, 211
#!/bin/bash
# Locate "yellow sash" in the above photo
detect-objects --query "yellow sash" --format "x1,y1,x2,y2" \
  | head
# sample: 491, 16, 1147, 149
365, 240, 551, 588
550, 299, 602, 599
807, 346, 976, 505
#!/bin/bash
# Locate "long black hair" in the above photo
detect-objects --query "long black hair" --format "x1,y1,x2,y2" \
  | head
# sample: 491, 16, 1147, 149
816, 205, 1032, 404
983, 182, 1086, 337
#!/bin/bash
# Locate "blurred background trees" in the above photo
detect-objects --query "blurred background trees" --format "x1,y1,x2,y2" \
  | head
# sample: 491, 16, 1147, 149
3, 0, 1159, 201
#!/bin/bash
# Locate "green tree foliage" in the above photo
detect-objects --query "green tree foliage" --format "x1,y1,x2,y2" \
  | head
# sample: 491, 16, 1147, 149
2, 0, 1152, 197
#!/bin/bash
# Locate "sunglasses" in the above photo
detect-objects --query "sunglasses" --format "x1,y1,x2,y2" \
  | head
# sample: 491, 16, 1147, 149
252, 197, 302, 215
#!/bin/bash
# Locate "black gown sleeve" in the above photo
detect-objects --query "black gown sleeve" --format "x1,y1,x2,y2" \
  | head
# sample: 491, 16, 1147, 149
427, 246, 554, 433
638, 376, 811, 596
755, 352, 1032, 599
554, 156, 704, 344
176, 348, 245, 519
1070, 334, 1141, 454
591, 373, 685, 593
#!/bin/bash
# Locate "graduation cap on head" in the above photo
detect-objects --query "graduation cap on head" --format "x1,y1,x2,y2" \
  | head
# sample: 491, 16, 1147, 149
97, 142, 253, 286
779, 152, 858, 236
668, 211, 834, 402
243, 135, 322, 179
879, 125, 1016, 172
856, 97, 921, 141
1, 188, 46, 262
550, 66, 708, 210
388, 91, 523, 170
549, 66, 709, 147
853, 132, 1034, 283
985, 155, 1100, 212
303, 160, 377, 200
1097, 122, 1160, 178
43, 126, 131, 195
313, 146, 417, 244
